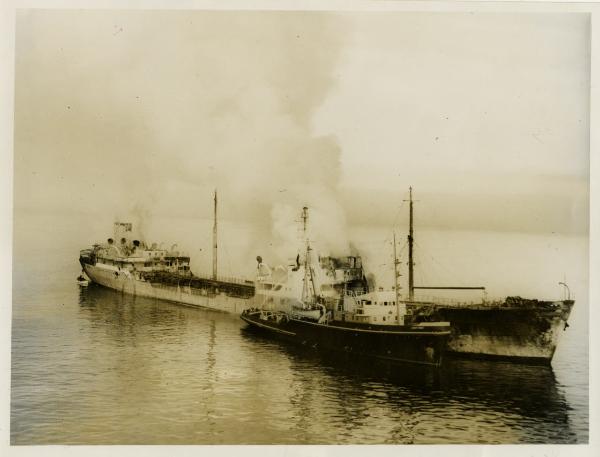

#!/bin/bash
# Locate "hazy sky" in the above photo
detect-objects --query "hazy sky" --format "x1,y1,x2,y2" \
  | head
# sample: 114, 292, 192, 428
14, 10, 590, 254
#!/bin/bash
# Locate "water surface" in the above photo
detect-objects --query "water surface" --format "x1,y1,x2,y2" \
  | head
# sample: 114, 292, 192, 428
10, 252, 588, 444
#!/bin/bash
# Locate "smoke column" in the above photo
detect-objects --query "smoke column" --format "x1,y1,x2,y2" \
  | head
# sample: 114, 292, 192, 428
14, 10, 352, 273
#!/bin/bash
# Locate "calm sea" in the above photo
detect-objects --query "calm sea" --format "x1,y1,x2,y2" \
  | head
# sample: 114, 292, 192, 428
10, 219, 589, 444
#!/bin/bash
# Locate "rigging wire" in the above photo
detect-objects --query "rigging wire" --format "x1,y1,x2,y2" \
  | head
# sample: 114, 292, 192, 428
413, 254, 427, 290
391, 198, 407, 234
414, 238, 488, 288
413, 239, 463, 286
411, 239, 487, 302
397, 240, 408, 268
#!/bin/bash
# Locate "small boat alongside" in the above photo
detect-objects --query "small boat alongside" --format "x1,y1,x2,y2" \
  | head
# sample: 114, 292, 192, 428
242, 296, 451, 367
241, 207, 451, 367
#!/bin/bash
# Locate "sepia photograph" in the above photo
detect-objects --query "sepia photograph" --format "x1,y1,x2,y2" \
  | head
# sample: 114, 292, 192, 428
3, 1, 595, 451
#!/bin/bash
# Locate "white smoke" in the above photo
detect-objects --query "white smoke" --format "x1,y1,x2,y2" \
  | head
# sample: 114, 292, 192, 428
14, 10, 353, 274
116, 12, 354, 267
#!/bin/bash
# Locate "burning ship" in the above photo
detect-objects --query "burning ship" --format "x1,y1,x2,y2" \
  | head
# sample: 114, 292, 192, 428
242, 207, 451, 367
79, 187, 574, 365
78, 192, 366, 315
246, 190, 575, 366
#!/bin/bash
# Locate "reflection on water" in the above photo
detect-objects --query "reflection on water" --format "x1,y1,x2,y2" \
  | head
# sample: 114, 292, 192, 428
10, 283, 585, 444
242, 326, 577, 444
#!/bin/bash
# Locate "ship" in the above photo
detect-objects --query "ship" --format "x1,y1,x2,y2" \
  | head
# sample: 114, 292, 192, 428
394, 187, 575, 365
78, 193, 367, 314
79, 191, 256, 313
241, 207, 451, 367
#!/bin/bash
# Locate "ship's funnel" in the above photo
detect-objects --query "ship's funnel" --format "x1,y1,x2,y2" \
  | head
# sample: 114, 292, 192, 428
114, 222, 133, 242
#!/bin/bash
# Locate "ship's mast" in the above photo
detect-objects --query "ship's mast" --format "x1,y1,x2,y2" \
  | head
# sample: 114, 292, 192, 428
393, 231, 401, 323
212, 189, 218, 280
301, 205, 310, 235
301, 207, 308, 302
300, 206, 316, 303
408, 186, 414, 302
405, 187, 487, 297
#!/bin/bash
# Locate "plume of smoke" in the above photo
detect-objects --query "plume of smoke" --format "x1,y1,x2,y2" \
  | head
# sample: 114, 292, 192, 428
128, 203, 152, 244
116, 12, 352, 267
15, 10, 352, 273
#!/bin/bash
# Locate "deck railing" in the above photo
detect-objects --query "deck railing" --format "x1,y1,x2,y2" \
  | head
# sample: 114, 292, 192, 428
191, 273, 255, 285
410, 295, 517, 308
343, 290, 508, 308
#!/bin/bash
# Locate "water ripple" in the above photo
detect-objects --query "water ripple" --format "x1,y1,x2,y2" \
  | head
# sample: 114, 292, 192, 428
10, 282, 588, 444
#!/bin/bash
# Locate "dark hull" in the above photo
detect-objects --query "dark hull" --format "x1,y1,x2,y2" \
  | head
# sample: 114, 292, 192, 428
241, 310, 450, 367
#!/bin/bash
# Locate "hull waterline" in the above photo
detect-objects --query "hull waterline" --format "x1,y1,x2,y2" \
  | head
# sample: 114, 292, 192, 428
82, 263, 255, 314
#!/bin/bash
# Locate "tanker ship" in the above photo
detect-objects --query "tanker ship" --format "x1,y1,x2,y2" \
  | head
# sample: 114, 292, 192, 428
79, 192, 255, 313
396, 187, 575, 365
78, 193, 367, 314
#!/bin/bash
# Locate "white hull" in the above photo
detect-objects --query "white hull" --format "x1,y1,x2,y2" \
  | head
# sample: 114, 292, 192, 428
83, 264, 255, 314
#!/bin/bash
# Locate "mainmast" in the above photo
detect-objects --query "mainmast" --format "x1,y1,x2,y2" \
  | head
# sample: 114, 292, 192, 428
408, 186, 414, 301
404, 187, 487, 298
212, 189, 218, 280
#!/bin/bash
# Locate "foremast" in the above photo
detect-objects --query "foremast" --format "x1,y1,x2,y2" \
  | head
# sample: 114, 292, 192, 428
212, 189, 218, 280
300, 206, 318, 306
393, 231, 402, 323
407, 187, 415, 301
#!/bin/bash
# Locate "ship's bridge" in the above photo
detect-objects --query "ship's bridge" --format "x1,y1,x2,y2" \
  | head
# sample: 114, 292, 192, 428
337, 290, 407, 325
